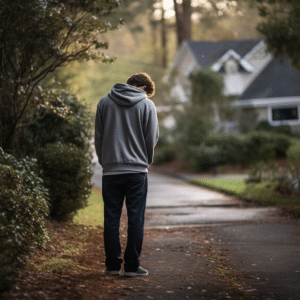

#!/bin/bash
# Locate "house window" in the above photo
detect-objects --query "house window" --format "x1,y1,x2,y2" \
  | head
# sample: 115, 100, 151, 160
269, 106, 300, 126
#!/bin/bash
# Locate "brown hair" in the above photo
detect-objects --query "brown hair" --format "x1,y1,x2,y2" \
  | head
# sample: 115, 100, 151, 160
127, 73, 155, 97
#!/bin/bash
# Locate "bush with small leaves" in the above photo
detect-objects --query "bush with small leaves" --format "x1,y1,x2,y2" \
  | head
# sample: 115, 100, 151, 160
187, 131, 291, 172
286, 141, 300, 195
203, 134, 249, 165
16, 89, 93, 158
153, 145, 177, 165
247, 131, 291, 161
38, 142, 93, 222
0, 148, 49, 292
255, 120, 292, 136
189, 144, 224, 172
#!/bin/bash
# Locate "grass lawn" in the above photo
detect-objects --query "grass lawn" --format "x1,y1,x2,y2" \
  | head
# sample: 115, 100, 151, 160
190, 178, 247, 197
73, 188, 104, 227
191, 178, 300, 218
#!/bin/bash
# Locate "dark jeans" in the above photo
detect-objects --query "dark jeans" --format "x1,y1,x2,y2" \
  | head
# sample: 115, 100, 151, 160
102, 172, 148, 272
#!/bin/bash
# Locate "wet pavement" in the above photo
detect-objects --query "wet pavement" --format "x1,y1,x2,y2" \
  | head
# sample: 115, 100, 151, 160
92, 161, 300, 299
92, 163, 282, 227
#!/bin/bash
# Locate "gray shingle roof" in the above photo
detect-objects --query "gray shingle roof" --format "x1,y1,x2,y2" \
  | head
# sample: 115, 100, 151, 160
240, 58, 300, 100
186, 39, 260, 67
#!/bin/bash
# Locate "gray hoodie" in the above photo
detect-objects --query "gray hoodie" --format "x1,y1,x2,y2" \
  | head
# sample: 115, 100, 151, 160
95, 83, 159, 174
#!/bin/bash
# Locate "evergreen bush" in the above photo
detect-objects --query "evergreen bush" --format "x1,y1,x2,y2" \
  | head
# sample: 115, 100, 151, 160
187, 131, 291, 172
287, 141, 300, 167
15, 90, 93, 158
0, 149, 49, 292
255, 120, 292, 136
203, 134, 249, 165
153, 145, 177, 165
38, 142, 93, 222
190, 144, 223, 172
247, 131, 291, 160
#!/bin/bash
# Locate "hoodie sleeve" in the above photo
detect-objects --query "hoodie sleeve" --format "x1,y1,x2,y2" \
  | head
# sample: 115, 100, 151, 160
94, 103, 104, 165
144, 104, 159, 165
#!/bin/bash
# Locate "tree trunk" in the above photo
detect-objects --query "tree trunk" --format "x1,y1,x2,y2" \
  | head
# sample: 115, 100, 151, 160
173, 0, 192, 47
150, 19, 159, 65
161, 4, 167, 68
182, 0, 192, 41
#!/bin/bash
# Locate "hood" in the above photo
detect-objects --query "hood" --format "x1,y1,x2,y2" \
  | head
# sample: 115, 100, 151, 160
108, 83, 147, 107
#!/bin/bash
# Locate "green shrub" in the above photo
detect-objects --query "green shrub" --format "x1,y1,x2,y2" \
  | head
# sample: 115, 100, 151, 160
189, 144, 224, 172
15, 90, 93, 158
255, 120, 292, 136
286, 141, 300, 195
287, 141, 300, 167
203, 134, 249, 165
0, 149, 49, 292
172, 106, 213, 153
247, 131, 291, 160
186, 131, 291, 172
153, 145, 177, 165
38, 142, 93, 222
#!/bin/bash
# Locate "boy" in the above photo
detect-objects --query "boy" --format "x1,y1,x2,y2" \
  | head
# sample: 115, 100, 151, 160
95, 73, 159, 276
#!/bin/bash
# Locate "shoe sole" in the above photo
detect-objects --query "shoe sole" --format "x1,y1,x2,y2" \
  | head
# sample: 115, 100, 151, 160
124, 271, 148, 277
103, 271, 120, 276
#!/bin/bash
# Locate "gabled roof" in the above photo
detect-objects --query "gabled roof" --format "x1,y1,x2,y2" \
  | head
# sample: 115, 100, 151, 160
211, 49, 256, 73
240, 58, 300, 100
186, 39, 260, 68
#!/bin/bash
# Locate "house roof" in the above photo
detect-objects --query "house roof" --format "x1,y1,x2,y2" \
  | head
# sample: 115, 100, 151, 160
240, 58, 300, 100
186, 39, 260, 68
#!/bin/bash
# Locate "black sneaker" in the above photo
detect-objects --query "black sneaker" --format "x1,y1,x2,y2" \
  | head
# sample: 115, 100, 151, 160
124, 267, 148, 277
103, 269, 120, 276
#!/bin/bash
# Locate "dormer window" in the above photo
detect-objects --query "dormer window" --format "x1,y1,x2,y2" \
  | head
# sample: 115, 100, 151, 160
211, 49, 256, 73
238, 64, 249, 73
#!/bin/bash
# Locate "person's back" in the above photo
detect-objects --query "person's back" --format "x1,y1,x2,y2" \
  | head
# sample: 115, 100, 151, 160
94, 73, 159, 276
95, 83, 158, 174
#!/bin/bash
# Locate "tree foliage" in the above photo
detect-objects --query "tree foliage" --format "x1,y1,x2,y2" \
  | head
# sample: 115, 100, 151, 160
15, 88, 93, 158
189, 69, 224, 106
255, 0, 300, 69
0, 0, 120, 153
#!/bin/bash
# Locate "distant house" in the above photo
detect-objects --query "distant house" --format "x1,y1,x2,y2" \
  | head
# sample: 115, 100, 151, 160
163, 39, 300, 134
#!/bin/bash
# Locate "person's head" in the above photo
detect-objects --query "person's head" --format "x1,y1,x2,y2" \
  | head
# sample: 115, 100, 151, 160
127, 73, 155, 98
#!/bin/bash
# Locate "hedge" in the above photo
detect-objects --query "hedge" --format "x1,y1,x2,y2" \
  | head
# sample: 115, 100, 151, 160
38, 142, 93, 222
189, 131, 292, 172
0, 149, 49, 292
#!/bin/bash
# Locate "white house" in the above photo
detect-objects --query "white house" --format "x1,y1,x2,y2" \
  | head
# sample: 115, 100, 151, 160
162, 39, 300, 134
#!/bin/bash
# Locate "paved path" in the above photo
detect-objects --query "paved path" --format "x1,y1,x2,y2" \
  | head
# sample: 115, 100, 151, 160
92, 163, 281, 227
92, 162, 300, 299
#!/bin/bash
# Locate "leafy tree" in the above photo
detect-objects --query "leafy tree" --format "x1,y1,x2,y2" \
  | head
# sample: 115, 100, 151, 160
172, 69, 225, 154
189, 68, 224, 108
0, 0, 120, 154
255, 0, 300, 69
